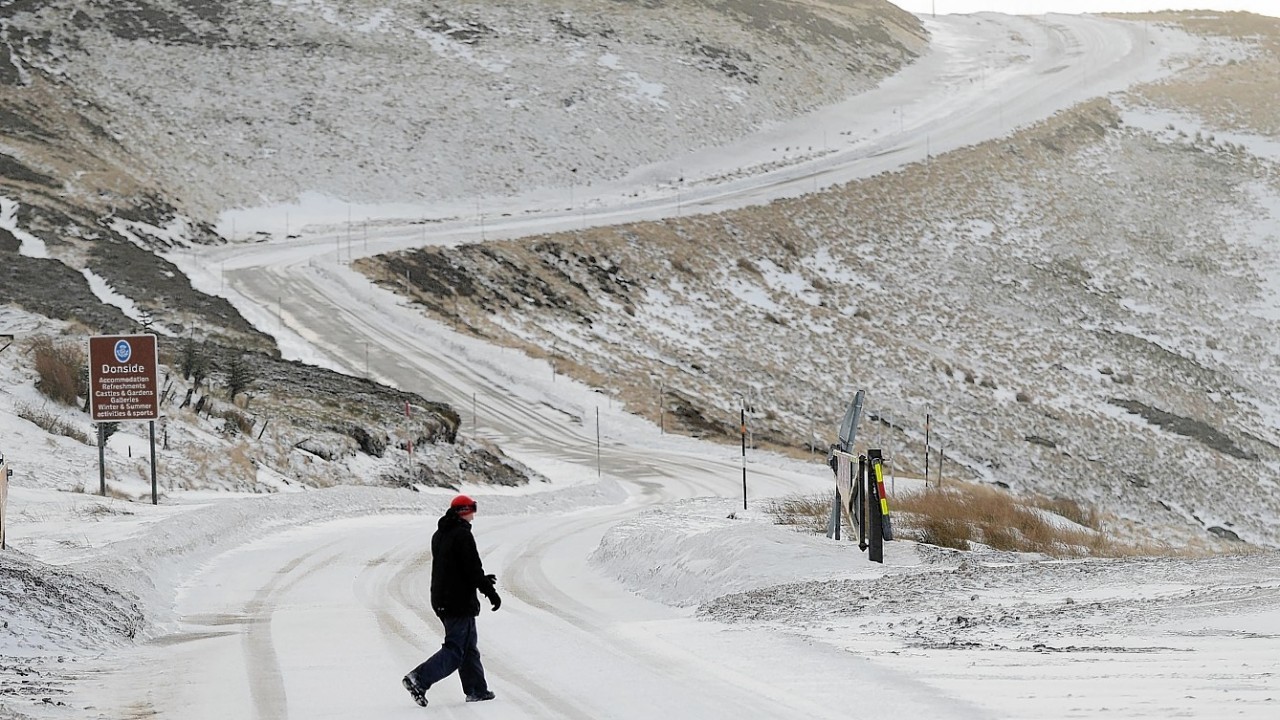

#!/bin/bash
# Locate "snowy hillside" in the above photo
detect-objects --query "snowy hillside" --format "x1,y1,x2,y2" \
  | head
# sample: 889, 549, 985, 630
360, 14, 1280, 546
1, 0, 926, 219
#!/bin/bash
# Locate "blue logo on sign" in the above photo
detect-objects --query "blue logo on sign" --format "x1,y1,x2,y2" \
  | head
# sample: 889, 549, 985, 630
114, 340, 132, 363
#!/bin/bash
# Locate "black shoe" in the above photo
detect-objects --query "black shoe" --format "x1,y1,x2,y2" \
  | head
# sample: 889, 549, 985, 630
465, 690, 496, 702
402, 676, 428, 707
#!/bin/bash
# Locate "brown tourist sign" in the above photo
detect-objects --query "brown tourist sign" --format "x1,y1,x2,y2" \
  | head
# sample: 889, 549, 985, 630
88, 334, 159, 422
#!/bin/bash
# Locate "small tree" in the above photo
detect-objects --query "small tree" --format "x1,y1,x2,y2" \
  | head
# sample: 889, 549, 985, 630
180, 337, 211, 389
225, 353, 255, 402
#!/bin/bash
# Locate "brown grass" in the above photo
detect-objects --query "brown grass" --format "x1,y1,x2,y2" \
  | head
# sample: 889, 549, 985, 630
894, 484, 1166, 557
71, 481, 137, 502
187, 442, 258, 489
14, 401, 92, 444
766, 493, 837, 535
771, 482, 1184, 558
29, 335, 85, 406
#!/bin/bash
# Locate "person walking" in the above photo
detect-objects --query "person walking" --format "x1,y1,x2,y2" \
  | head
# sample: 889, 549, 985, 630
402, 494, 501, 707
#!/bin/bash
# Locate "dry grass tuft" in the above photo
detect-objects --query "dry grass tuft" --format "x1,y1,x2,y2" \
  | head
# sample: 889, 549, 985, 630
766, 493, 836, 535
29, 335, 85, 406
14, 401, 91, 444
1028, 495, 1099, 530
214, 406, 255, 436
71, 482, 138, 502
186, 442, 258, 489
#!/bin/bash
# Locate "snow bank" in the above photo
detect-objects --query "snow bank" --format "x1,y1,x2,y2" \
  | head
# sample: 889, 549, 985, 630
589, 496, 919, 607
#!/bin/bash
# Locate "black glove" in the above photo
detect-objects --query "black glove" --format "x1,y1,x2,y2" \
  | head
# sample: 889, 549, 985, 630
484, 574, 497, 586
487, 590, 501, 612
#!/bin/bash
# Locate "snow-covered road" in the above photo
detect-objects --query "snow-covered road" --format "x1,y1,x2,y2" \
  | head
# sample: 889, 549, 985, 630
97, 510, 978, 719
87, 11, 1276, 720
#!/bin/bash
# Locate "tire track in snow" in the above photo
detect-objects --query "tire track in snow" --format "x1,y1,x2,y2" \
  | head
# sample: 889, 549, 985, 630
499, 510, 813, 720
359, 540, 434, 654
241, 542, 343, 720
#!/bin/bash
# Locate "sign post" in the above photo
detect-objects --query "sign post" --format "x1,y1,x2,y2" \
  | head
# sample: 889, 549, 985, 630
89, 334, 160, 504
740, 407, 747, 510
0, 456, 10, 550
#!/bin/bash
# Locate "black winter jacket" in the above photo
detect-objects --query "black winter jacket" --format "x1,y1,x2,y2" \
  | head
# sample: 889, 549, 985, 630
430, 510, 497, 617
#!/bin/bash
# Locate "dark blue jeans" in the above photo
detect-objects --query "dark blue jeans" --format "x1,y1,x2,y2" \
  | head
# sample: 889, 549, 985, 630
408, 615, 488, 697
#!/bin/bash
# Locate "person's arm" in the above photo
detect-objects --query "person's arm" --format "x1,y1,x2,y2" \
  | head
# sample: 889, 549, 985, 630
464, 531, 501, 610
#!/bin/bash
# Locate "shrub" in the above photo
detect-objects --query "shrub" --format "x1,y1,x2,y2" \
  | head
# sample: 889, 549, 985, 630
30, 335, 85, 406
214, 406, 254, 436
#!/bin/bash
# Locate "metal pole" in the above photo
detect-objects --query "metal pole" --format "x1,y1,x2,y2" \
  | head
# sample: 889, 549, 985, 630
857, 456, 868, 551
149, 420, 158, 505
97, 423, 106, 496
1, 460, 9, 550
740, 407, 747, 510
924, 413, 931, 487
659, 382, 664, 434
596, 407, 601, 479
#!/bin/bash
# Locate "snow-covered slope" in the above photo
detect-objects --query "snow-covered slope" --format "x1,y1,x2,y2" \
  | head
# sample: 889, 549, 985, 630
372, 93, 1280, 545
1, 0, 925, 218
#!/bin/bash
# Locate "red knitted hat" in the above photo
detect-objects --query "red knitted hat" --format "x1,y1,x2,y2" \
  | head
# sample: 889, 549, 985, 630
450, 494, 477, 514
